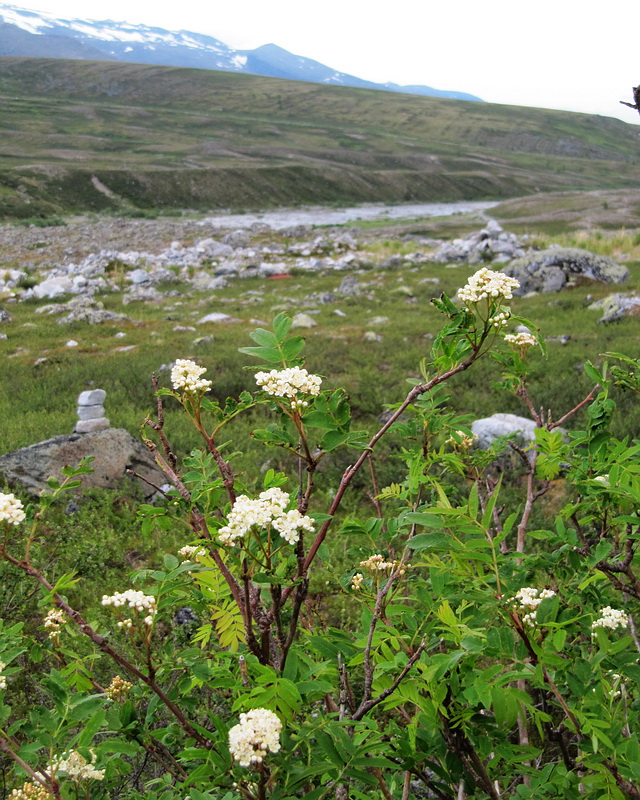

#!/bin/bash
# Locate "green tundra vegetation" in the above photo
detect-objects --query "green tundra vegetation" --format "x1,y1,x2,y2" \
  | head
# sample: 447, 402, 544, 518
1, 57, 640, 797
1, 57, 640, 217
2, 284, 640, 799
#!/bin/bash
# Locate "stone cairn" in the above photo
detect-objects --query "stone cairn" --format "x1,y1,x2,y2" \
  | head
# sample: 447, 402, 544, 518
74, 389, 110, 434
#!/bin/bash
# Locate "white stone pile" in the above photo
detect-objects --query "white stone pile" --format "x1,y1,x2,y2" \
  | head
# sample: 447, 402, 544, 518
18, 232, 367, 301
75, 389, 109, 434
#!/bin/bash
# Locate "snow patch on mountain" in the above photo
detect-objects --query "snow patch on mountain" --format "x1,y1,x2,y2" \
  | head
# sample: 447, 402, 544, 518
0, 2, 483, 102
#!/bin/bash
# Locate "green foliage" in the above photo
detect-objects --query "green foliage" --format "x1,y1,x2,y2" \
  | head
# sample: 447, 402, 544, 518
2, 303, 640, 800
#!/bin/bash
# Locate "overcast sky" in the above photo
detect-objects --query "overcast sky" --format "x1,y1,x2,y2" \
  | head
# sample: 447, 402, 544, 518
11, 0, 640, 123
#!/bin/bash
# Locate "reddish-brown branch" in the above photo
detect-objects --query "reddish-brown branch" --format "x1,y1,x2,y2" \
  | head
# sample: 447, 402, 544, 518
0, 738, 61, 799
549, 386, 598, 430
3, 554, 211, 749
292, 352, 483, 595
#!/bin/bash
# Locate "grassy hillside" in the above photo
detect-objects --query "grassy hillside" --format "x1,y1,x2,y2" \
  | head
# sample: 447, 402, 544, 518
1, 57, 640, 217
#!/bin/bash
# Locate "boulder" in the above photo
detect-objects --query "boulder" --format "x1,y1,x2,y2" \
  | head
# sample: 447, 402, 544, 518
472, 413, 537, 450
0, 428, 166, 500
127, 268, 151, 285
502, 248, 628, 294
588, 293, 640, 323
32, 277, 75, 299
291, 313, 317, 329
196, 238, 233, 258
198, 312, 240, 324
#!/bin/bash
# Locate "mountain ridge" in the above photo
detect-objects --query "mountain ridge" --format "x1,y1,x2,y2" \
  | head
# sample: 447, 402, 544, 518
0, 2, 483, 101
0, 57, 639, 219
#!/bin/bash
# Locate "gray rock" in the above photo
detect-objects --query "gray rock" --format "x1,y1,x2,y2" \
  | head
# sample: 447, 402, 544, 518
503, 248, 628, 294
198, 312, 240, 324
0, 428, 166, 500
539, 266, 566, 293
0, 307, 11, 323
304, 292, 337, 305
74, 417, 110, 433
196, 238, 233, 258
472, 413, 537, 450
78, 389, 106, 406
291, 313, 317, 329
257, 262, 289, 277
363, 331, 383, 342
588, 293, 640, 323
484, 219, 504, 237
128, 268, 151, 285
77, 405, 105, 420
190, 273, 228, 291
337, 275, 361, 296
222, 230, 250, 247
122, 285, 164, 304
33, 277, 75, 299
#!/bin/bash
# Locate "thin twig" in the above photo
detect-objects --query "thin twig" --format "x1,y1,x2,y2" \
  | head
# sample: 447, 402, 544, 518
352, 639, 426, 721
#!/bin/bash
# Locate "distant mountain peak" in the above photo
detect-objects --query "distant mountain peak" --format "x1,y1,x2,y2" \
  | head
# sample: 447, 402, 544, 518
0, 2, 483, 101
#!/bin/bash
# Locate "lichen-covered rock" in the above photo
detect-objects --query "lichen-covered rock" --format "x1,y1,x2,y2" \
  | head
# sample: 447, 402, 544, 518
502, 248, 628, 294
588, 293, 640, 323
0, 428, 166, 499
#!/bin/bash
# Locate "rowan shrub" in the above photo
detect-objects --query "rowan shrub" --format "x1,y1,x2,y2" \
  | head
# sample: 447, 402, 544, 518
2, 269, 640, 800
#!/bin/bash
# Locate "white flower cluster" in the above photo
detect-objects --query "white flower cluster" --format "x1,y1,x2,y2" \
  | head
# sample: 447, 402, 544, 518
53, 750, 104, 781
0, 661, 6, 691
255, 367, 322, 410
361, 554, 399, 572
0, 492, 26, 526
458, 267, 520, 307
9, 782, 53, 800
178, 544, 207, 562
351, 573, 364, 591
447, 430, 477, 450
43, 608, 67, 640
101, 589, 157, 628
504, 332, 538, 350
489, 310, 510, 329
228, 708, 282, 767
219, 488, 313, 547
592, 606, 628, 632
512, 587, 556, 626
170, 359, 212, 393
272, 509, 315, 545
